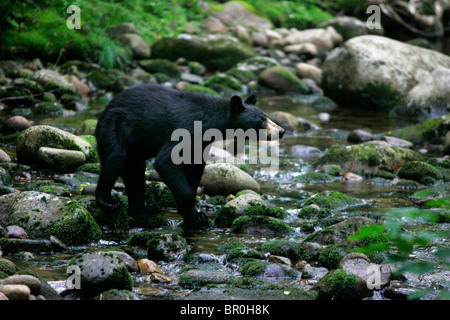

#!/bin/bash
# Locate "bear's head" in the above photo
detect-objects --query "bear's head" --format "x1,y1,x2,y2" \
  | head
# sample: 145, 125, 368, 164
229, 92, 285, 141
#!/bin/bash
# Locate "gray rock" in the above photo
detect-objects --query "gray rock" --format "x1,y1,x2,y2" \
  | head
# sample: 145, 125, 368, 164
0, 284, 30, 300
37, 147, 86, 173
179, 269, 235, 289
213, 1, 273, 30
223, 192, 266, 213
319, 16, 384, 40
70, 250, 133, 296
259, 66, 308, 94
200, 163, 260, 195
302, 264, 328, 279
116, 33, 151, 59
284, 27, 342, 50
347, 129, 375, 143
322, 35, 450, 110
2, 275, 41, 296
5, 225, 27, 239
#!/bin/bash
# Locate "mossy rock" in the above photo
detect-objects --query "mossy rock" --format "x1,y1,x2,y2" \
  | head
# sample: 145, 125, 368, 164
240, 260, 301, 279
178, 269, 235, 289
215, 206, 239, 228
226, 246, 265, 262
182, 84, 220, 97
69, 250, 133, 297
151, 34, 256, 71
127, 230, 155, 247
147, 233, 191, 262
298, 204, 330, 219
75, 195, 130, 232
313, 140, 423, 175
145, 181, 176, 208
203, 73, 243, 96
0, 191, 101, 245
0, 258, 18, 278
138, 59, 180, 78
301, 191, 359, 211
242, 204, 288, 219
87, 70, 113, 90
318, 244, 353, 270
0, 86, 35, 105
388, 114, 450, 145
16, 125, 95, 166
294, 172, 335, 184
35, 101, 64, 115
314, 269, 372, 300
259, 66, 308, 94
261, 239, 310, 261
231, 215, 294, 236
398, 161, 443, 185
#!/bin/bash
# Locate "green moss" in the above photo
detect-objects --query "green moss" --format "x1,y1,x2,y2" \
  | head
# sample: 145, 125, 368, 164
242, 204, 288, 219
182, 84, 220, 97
372, 169, 396, 179
298, 205, 329, 219
227, 246, 265, 262
139, 59, 180, 78
147, 234, 190, 262
215, 206, 239, 228
46, 201, 101, 245
398, 161, 443, 185
76, 163, 101, 174
360, 82, 404, 110
203, 73, 243, 96
318, 244, 353, 270
261, 240, 310, 261
231, 215, 294, 236
0, 258, 17, 277
294, 172, 334, 184
315, 269, 368, 300
301, 191, 358, 211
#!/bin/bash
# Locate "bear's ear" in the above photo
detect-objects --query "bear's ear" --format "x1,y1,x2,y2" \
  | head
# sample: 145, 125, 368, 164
230, 96, 245, 113
245, 91, 257, 105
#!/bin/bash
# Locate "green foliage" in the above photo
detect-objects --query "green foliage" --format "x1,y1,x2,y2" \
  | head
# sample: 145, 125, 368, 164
244, 0, 333, 29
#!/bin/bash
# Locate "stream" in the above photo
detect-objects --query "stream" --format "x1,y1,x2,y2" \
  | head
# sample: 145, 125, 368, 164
1, 92, 449, 300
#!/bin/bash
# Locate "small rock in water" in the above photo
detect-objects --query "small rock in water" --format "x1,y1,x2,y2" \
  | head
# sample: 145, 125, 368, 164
138, 259, 162, 274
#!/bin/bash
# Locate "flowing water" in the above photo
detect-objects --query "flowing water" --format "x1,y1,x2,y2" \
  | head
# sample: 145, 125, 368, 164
2, 93, 449, 300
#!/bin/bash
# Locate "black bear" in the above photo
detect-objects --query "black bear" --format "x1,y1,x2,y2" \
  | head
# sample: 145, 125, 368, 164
95, 83, 285, 229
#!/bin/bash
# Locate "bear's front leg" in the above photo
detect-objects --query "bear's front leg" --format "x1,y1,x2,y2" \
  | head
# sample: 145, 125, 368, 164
154, 148, 209, 230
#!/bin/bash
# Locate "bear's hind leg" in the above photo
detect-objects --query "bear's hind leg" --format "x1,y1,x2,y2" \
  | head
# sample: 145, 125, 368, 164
96, 153, 125, 211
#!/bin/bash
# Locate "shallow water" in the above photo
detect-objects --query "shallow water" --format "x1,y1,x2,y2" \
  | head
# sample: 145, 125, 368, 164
1, 93, 448, 300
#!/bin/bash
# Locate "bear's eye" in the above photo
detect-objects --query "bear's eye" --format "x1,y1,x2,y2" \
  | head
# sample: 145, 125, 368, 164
260, 116, 266, 123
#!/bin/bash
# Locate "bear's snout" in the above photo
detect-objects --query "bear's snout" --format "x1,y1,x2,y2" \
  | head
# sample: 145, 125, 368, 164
266, 118, 285, 140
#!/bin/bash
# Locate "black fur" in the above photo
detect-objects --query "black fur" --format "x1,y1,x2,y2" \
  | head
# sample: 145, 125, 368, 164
95, 83, 282, 229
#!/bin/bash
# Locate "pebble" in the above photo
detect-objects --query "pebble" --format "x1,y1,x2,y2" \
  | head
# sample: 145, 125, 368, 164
0, 284, 30, 300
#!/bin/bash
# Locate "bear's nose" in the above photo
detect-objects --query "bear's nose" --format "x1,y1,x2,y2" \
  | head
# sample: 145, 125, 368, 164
279, 128, 285, 139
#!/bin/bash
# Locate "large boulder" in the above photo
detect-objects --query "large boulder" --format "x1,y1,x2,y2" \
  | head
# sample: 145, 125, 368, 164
151, 34, 255, 71
0, 191, 101, 245
393, 68, 450, 121
322, 35, 450, 110
16, 125, 95, 167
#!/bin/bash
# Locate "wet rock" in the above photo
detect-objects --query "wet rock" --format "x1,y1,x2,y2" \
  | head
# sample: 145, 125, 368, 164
347, 129, 375, 143
200, 163, 260, 196
223, 192, 266, 214
63, 74, 92, 96
5, 225, 27, 239
311, 96, 338, 112
301, 190, 359, 212
32, 69, 76, 95
295, 172, 335, 184
2, 274, 41, 296
0, 149, 11, 164
203, 73, 243, 96
302, 264, 328, 280
1, 115, 32, 134
261, 240, 310, 261
384, 281, 421, 300
16, 125, 95, 166
295, 63, 322, 84
0, 238, 52, 254
313, 140, 423, 175
151, 34, 255, 71
284, 27, 342, 50
0, 284, 30, 300
259, 66, 308, 94
139, 59, 180, 78
398, 161, 443, 185
241, 260, 301, 280
268, 255, 291, 266
108, 251, 139, 273
339, 253, 392, 288
212, 1, 273, 31
388, 113, 450, 145
322, 35, 450, 110
75, 119, 97, 136
0, 258, 18, 276
382, 135, 413, 149
37, 147, 86, 173
306, 216, 374, 245
179, 269, 235, 289
269, 111, 300, 132
147, 233, 191, 262
290, 145, 323, 159
394, 68, 450, 121
108, 23, 150, 59
318, 16, 384, 40
283, 43, 318, 57
0, 191, 101, 245
314, 269, 372, 300
138, 259, 162, 274
69, 250, 133, 296
231, 215, 294, 237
